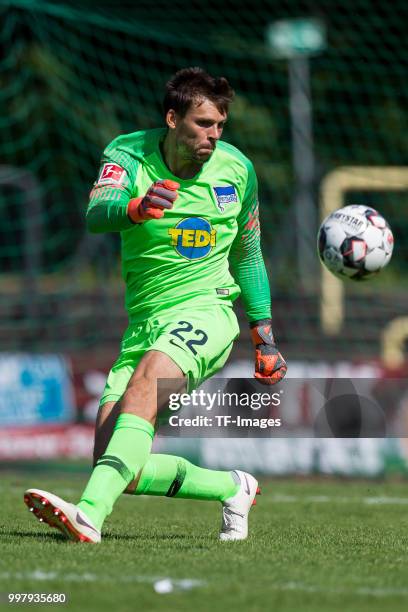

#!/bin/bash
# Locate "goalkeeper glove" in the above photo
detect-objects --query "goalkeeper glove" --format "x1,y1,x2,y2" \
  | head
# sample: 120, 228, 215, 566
127, 179, 179, 223
250, 319, 287, 385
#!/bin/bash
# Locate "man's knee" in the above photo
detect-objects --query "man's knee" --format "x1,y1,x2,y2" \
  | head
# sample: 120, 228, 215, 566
120, 350, 186, 420
121, 376, 156, 421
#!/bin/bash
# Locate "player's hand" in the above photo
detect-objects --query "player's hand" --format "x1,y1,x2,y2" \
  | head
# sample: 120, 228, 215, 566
250, 319, 287, 385
127, 179, 179, 223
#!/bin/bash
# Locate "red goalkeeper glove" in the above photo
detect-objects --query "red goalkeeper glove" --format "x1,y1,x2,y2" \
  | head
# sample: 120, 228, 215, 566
127, 179, 179, 223
250, 319, 287, 385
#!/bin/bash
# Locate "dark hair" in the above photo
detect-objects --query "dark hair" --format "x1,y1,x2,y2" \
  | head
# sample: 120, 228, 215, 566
163, 67, 234, 118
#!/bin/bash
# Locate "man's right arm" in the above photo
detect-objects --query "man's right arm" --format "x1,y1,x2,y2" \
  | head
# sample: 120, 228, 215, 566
86, 153, 136, 233
86, 151, 179, 232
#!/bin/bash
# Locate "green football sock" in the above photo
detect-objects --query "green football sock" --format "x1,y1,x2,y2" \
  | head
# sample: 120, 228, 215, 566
134, 454, 239, 502
78, 413, 154, 530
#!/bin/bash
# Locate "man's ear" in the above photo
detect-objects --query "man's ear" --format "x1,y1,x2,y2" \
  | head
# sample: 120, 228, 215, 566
166, 109, 177, 130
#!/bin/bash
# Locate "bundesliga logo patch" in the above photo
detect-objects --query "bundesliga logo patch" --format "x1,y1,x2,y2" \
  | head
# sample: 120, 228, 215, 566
97, 163, 126, 186
213, 185, 238, 213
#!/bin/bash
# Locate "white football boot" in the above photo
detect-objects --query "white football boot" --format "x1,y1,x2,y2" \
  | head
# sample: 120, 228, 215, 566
24, 488, 101, 543
219, 470, 260, 541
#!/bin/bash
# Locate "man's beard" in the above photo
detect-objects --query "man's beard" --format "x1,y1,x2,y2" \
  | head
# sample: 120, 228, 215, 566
191, 145, 215, 163
179, 140, 214, 164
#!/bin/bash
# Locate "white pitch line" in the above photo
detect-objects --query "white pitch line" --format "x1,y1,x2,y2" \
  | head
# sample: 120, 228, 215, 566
0, 572, 407, 598
0, 571, 163, 583
265, 494, 408, 505
0, 571, 204, 589
275, 581, 408, 598
364, 497, 408, 505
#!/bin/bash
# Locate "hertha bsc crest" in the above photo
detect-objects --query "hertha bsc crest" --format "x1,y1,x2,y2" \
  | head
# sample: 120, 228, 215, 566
213, 185, 238, 213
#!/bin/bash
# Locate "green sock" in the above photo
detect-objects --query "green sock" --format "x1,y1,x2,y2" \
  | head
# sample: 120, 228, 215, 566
134, 454, 239, 502
78, 413, 154, 530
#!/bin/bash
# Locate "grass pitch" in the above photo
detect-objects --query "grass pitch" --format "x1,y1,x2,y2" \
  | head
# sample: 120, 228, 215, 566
2, 470, 408, 611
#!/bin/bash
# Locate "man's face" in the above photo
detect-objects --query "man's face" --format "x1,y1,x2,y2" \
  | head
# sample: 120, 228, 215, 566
167, 98, 227, 164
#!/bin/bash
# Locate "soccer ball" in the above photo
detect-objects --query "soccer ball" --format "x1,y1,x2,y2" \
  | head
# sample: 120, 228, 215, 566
317, 205, 394, 280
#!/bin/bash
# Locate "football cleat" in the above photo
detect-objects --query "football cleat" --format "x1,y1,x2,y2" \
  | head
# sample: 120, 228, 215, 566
24, 489, 101, 543
219, 470, 260, 541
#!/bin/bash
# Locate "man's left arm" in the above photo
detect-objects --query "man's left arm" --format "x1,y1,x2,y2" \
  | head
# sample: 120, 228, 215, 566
229, 162, 287, 385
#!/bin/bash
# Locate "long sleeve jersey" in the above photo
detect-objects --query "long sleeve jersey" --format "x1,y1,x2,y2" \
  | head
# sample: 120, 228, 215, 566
86, 128, 271, 324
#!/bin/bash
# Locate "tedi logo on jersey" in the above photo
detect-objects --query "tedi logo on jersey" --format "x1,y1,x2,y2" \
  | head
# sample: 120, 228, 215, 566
168, 217, 216, 260
213, 185, 238, 213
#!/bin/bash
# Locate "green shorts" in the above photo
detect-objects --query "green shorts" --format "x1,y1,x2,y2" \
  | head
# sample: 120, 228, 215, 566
100, 303, 240, 405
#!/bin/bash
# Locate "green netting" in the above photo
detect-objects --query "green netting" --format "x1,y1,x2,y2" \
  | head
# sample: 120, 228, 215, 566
1, 0, 407, 357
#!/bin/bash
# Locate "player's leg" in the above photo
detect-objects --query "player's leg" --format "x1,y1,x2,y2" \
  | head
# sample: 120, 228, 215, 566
92, 400, 120, 467
144, 304, 260, 540
91, 408, 259, 540
91, 400, 142, 493
89, 305, 259, 539
75, 349, 185, 529
92, 402, 244, 504
135, 453, 258, 495
25, 306, 257, 541
24, 349, 185, 542
133, 455, 260, 540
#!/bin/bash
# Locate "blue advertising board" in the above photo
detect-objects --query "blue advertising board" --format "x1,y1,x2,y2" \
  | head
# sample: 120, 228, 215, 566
0, 354, 74, 427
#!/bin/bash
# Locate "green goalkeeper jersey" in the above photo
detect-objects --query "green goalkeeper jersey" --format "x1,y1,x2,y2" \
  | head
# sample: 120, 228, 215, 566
87, 128, 271, 323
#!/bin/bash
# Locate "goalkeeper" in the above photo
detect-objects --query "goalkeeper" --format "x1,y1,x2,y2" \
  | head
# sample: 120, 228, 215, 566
24, 67, 287, 543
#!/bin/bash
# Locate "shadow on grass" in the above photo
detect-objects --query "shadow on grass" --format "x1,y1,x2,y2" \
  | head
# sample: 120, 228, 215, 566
2, 529, 213, 548
3, 529, 67, 542
104, 532, 214, 547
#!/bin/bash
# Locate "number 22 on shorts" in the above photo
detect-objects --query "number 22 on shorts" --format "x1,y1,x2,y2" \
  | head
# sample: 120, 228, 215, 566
169, 321, 208, 355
